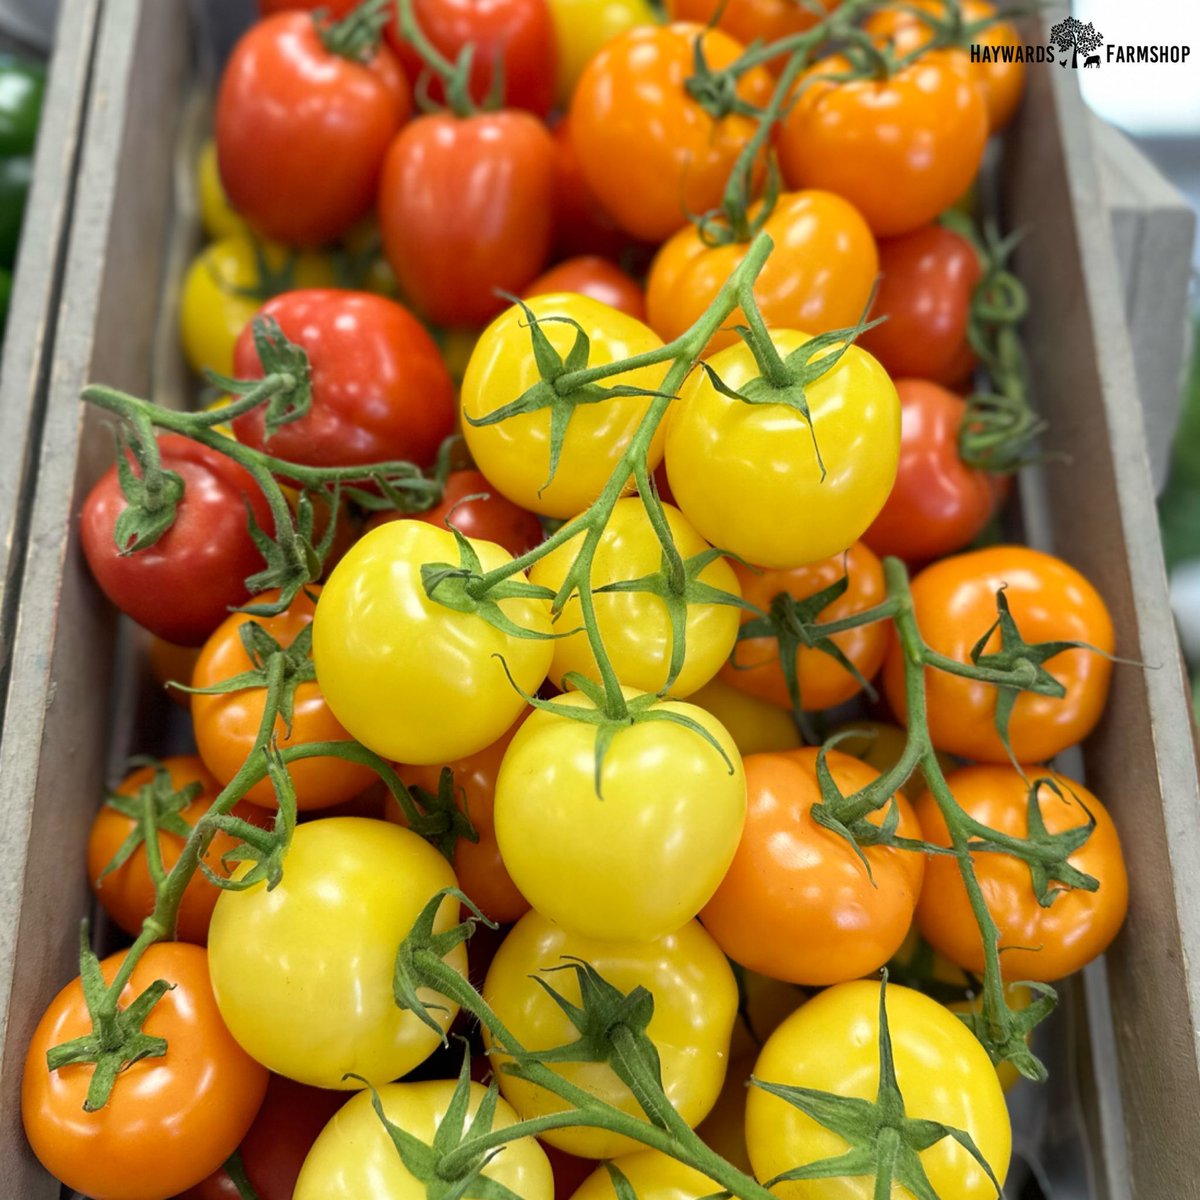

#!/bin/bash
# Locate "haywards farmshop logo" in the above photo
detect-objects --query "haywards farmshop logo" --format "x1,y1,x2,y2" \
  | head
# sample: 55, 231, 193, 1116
971, 16, 1192, 69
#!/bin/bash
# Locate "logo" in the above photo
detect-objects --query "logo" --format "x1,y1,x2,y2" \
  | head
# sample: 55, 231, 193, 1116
1049, 17, 1103, 68
969, 17, 1192, 68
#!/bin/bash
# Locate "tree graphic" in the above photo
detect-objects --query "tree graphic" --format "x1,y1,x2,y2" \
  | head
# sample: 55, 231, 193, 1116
1049, 16, 1104, 69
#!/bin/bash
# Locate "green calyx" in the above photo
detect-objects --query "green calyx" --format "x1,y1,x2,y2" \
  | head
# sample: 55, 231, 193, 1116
111, 426, 185, 555
241, 488, 339, 618
317, 0, 391, 63
959, 981, 1057, 1085
409, 767, 483, 864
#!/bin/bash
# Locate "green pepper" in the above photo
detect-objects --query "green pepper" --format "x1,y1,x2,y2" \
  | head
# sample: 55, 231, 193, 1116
0, 56, 44, 159
0, 155, 31, 268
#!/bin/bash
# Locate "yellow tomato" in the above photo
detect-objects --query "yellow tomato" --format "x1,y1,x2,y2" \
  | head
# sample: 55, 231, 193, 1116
197, 137, 248, 240
687, 678, 802, 757
548, 0, 658, 107
568, 1150, 717, 1199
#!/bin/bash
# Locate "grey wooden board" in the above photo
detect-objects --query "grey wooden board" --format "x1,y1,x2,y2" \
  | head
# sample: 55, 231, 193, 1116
0, 0, 101, 742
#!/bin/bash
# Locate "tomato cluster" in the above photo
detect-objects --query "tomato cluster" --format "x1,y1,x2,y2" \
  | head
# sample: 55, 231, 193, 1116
26, 2, 1131, 1199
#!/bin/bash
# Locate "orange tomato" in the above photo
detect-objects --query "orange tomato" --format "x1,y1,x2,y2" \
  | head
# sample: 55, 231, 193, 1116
524, 255, 646, 321
666, 0, 839, 69
646, 190, 878, 354
915, 766, 1128, 981
701, 749, 925, 985
720, 540, 889, 712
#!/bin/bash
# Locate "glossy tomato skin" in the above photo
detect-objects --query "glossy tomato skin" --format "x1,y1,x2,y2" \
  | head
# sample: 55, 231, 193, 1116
494, 689, 746, 942
916, 766, 1128, 981
746, 981, 1010, 1199
778, 51, 988, 237
884, 546, 1115, 762
80, 435, 273, 646
858, 224, 982, 387
208, 818, 468, 1089
863, 379, 998, 563
22, 944, 268, 1200
569, 1149, 718, 1198
231, 289, 454, 469
647, 190, 878, 353
461, 293, 668, 519
529, 497, 742, 697
295, 1079, 553, 1199
666, 332, 900, 568
547, 0, 656, 106
216, 13, 410, 246
720, 539, 889, 711
701, 749, 925, 985
525, 255, 646, 321
569, 24, 774, 243
378, 111, 556, 327
313, 521, 553, 764
484, 911, 737, 1158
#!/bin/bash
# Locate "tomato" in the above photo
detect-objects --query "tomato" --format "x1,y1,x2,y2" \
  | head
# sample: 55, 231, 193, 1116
858, 223, 982, 388
295, 1078, 553, 1199
665, 332, 900, 569
148, 636, 200, 709
80, 434, 274, 647
700, 750, 924, 985
313, 520, 554, 763
197, 138, 247, 240
208, 817, 467, 1088
178, 236, 336, 379
87, 755, 262, 944
568, 25, 774, 243
646, 191, 878, 354
230, 289, 455, 470
883, 546, 1115, 762
551, 117, 633, 261
915, 766, 1128, 982
378, 111, 556, 327
666, 0, 838, 67
216, 13, 410, 246
777, 51, 988, 238
494, 688, 745, 941
391, 723, 531, 925
720, 539, 889, 712
828, 720, 956, 802
259, 0, 358, 13
192, 587, 377, 810
529, 497, 741, 697
525, 255, 646, 321
696, 1052, 756, 1174
483, 910, 737, 1157
22, 943, 267, 1200
746, 980, 1010, 1199
687, 678, 802, 757
569, 1150, 718, 1198
386, 0, 557, 117
547, 0, 656, 106
367, 468, 545, 559
863, 379, 998, 564
461, 293, 669, 519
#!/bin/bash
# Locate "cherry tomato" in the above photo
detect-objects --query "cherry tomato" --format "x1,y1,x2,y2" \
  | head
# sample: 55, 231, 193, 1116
148, 636, 200, 709
525, 255, 646, 321
665, 332, 900, 568
295, 1078, 553, 1199
828, 719, 956, 802
569, 24, 774, 243
666, 0, 838, 68
378, 110, 556, 327
701, 749, 924, 985
313, 520, 554, 764
915, 766, 1128, 981
569, 1150, 718, 1198
551, 117, 633, 261
216, 12, 410, 245
391, 723, 531, 925
197, 138, 246, 240
208, 817, 468, 1088
777, 51, 988, 237
230, 289, 455, 469
367, 468, 545, 559
686, 678, 802, 757
547, 0, 656, 106
80, 435, 273, 646
646, 191, 878, 354
22, 943, 268, 1200
857, 223, 982, 388
720, 539, 889, 712
191, 587, 377, 810
529, 497, 742, 697
461, 293, 668, 519
494, 689, 746, 941
883, 546, 1115, 762
483, 911, 737, 1157
746, 980, 1010, 1199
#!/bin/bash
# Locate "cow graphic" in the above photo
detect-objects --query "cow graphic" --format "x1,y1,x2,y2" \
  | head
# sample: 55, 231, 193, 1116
1084, 54, 1101, 67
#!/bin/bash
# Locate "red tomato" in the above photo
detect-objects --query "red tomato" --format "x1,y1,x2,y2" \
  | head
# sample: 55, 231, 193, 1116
858, 223, 982, 387
80, 435, 273, 647
863, 380, 998, 564
216, 13, 410, 246
385, 0, 557, 117
378, 112, 556, 327
524, 256, 646, 320
550, 117, 633, 261
230, 289, 455, 469
366, 468, 544, 558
